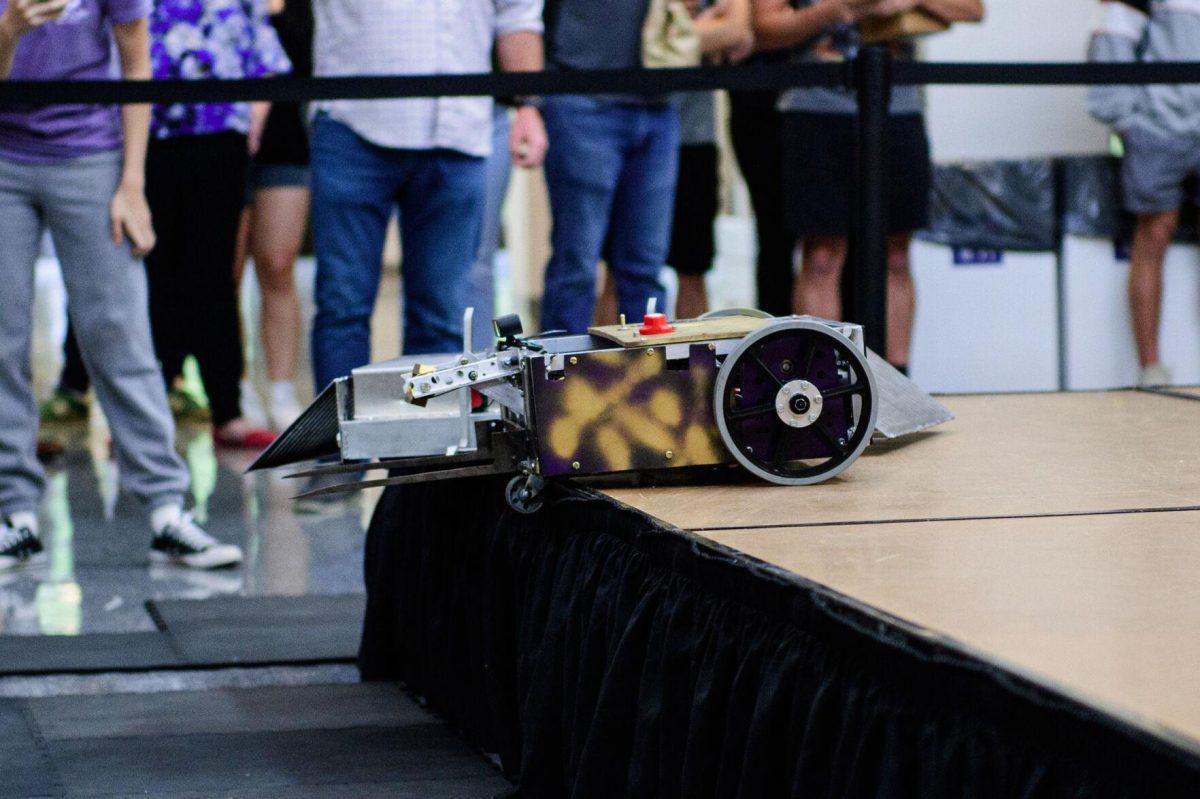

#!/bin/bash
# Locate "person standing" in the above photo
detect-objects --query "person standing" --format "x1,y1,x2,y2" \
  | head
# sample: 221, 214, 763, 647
236, 0, 314, 430
753, 0, 983, 373
308, 0, 547, 396
146, 0, 290, 448
539, 0, 680, 334
1089, 0, 1200, 387
669, 0, 754, 319
0, 0, 243, 570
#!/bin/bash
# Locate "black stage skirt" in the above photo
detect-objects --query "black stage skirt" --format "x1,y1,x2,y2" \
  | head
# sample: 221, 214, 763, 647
360, 477, 1200, 798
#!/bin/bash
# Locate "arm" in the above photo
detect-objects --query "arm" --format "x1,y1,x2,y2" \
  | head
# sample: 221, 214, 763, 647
917, 0, 984, 23
695, 0, 755, 61
111, 19, 156, 256
1087, 1, 1148, 130
494, 10, 548, 169
0, 0, 73, 78
751, 0, 859, 53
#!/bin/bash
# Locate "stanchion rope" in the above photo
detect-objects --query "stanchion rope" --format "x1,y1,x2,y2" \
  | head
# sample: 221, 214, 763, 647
4, 60, 1200, 107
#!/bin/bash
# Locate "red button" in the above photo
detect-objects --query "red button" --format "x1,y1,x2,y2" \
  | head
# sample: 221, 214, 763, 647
638, 313, 675, 335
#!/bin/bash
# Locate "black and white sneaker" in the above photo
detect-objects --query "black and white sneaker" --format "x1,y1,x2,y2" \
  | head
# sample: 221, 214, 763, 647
0, 516, 45, 572
150, 513, 243, 570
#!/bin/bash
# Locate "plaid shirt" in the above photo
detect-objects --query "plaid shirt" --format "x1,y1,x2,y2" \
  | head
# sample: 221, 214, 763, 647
313, 0, 543, 157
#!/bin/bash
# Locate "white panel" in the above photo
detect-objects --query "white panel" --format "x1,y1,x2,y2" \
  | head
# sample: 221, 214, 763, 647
1064, 236, 1200, 388
909, 240, 1060, 393
921, 0, 1111, 161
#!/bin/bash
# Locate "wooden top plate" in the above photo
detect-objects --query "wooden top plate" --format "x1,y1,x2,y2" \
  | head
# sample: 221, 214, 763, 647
588, 315, 770, 348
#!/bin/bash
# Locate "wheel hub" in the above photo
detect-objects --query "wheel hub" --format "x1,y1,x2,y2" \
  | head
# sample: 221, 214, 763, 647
775, 380, 823, 428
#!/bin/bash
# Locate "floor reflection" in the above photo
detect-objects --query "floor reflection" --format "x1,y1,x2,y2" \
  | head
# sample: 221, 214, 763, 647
0, 421, 370, 637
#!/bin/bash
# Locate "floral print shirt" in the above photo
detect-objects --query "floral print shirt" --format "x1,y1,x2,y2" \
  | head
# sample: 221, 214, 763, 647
151, 0, 290, 139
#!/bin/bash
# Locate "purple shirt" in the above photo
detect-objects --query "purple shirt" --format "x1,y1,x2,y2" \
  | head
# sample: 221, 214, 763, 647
150, 0, 289, 139
0, 0, 151, 163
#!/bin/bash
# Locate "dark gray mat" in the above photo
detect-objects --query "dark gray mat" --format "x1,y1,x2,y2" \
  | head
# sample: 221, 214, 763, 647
0, 595, 364, 677
0, 699, 61, 797
0, 632, 181, 677
148, 594, 365, 666
2, 683, 510, 798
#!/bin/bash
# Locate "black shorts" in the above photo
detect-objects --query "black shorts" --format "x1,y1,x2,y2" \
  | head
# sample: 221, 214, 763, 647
782, 112, 931, 238
668, 143, 719, 276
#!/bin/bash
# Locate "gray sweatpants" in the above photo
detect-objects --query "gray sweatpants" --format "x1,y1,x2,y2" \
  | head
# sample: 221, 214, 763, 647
0, 150, 189, 517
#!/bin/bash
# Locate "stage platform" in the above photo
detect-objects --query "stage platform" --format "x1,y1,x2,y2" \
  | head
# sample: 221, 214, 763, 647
360, 390, 1200, 797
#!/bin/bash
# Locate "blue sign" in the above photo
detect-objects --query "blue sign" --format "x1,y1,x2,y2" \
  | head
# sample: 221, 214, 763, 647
952, 248, 1004, 266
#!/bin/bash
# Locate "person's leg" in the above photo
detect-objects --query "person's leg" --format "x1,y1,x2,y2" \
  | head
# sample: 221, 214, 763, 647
42, 151, 190, 513
540, 96, 625, 333
161, 134, 250, 434
0, 158, 48, 520
1129, 210, 1178, 369
607, 104, 677, 323
58, 321, 90, 396
396, 150, 486, 355
782, 113, 853, 319
729, 91, 794, 317
251, 183, 307, 371
667, 143, 718, 320
310, 115, 396, 391
886, 234, 915, 370
144, 139, 190, 387
467, 106, 512, 348
794, 236, 848, 320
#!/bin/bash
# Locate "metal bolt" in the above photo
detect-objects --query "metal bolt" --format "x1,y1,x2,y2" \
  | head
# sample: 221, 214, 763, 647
569, 356, 578, 365
708, 343, 716, 352
808, 414, 817, 422
460, 357, 470, 365
814, 396, 823, 405
420, 382, 430, 392
664, 450, 674, 460
571, 461, 581, 471
781, 360, 794, 374
468, 371, 478, 380
646, 348, 655, 357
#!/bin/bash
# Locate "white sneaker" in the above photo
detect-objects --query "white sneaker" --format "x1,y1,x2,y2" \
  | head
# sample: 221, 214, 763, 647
149, 509, 243, 570
268, 380, 302, 432
0, 513, 45, 572
1138, 363, 1173, 388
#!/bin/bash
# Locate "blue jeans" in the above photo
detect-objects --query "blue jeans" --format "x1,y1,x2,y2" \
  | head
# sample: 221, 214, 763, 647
541, 96, 680, 333
310, 115, 485, 392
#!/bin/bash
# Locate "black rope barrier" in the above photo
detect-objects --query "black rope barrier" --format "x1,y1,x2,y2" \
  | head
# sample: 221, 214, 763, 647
3, 60, 1200, 107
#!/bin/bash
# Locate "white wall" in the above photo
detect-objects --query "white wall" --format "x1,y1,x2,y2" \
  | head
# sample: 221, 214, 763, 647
922, 0, 1111, 161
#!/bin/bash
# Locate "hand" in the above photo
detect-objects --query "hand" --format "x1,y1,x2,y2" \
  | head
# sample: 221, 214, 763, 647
724, 27, 756, 63
110, 181, 156, 257
509, 105, 548, 169
247, 101, 270, 156
0, 0, 73, 37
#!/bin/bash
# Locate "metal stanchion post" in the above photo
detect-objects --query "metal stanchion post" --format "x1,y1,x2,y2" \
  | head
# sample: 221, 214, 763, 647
853, 46, 893, 355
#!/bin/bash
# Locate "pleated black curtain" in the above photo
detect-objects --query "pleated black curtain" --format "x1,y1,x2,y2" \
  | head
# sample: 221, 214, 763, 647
359, 477, 1200, 798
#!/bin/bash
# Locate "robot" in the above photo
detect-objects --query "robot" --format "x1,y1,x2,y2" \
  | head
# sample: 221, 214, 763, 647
252, 309, 948, 512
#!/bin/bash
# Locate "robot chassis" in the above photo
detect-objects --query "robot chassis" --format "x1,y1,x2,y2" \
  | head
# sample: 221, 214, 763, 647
252, 310, 879, 514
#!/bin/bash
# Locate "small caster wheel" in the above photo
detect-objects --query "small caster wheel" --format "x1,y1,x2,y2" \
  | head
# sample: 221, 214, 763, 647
506, 473, 545, 514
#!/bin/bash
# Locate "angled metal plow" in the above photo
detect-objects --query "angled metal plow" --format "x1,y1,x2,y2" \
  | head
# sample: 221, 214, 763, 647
293, 464, 508, 500
249, 382, 341, 471
866, 350, 955, 439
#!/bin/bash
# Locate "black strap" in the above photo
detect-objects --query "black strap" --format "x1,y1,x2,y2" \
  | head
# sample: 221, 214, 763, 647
4, 60, 1200, 107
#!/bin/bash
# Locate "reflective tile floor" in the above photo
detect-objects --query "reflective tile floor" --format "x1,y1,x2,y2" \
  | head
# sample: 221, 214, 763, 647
0, 421, 375, 637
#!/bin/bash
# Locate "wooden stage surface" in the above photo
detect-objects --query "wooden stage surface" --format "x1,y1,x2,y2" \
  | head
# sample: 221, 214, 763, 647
601, 390, 1200, 754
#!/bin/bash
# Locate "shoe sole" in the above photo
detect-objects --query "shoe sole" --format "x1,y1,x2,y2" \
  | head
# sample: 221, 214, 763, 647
149, 547, 243, 570
0, 551, 48, 573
